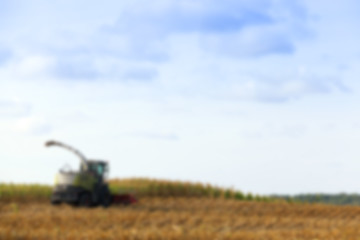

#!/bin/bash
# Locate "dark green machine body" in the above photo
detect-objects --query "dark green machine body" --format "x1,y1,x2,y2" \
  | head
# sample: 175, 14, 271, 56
47, 141, 111, 207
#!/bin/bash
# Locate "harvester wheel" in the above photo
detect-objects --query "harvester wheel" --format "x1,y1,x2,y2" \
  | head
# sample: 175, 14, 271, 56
101, 194, 111, 208
51, 200, 61, 206
79, 193, 92, 207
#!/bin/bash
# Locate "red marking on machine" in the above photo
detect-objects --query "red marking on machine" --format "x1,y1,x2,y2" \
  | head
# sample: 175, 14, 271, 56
112, 194, 138, 205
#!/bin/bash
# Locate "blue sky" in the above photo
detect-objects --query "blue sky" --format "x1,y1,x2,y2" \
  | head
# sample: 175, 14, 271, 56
1, 0, 360, 194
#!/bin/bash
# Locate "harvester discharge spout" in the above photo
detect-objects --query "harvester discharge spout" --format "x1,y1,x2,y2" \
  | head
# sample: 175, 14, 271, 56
45, 140, 88, 171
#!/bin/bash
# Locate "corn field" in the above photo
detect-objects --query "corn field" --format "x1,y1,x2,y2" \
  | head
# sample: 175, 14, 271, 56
0, 183, 52, 203
0, 178, 268, 203
109, 178, 267, 201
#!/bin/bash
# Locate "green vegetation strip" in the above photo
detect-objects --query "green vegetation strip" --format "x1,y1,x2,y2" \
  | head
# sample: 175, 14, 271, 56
0, 183, 52, 202
0, 178, 270, 203
108, 178, 268, 201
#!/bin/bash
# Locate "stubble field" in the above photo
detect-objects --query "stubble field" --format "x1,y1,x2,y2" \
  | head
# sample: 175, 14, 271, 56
2, 197, 360, 240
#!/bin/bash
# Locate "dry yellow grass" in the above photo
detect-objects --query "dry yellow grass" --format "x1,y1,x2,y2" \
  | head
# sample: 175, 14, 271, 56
1, 198, 360, 240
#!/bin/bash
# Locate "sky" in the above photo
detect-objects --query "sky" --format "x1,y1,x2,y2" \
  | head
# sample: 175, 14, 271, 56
1, 0, 360, 195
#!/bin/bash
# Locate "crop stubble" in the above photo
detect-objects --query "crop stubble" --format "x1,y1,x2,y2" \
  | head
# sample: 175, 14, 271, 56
1, 198, 360, 240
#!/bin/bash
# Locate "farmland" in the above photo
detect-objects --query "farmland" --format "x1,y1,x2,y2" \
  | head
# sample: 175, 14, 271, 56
1, 180, 360, 240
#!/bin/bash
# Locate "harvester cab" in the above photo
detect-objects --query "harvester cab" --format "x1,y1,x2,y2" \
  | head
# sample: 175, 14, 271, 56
84, 160, 109, 182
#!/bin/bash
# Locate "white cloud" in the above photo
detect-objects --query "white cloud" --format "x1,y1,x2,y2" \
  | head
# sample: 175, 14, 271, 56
119, 131, 179, 141
4, 55, 55, 79
101, 0, 309, 59
0, 0, 341, 104
0, 99, 31, 118
13, 116, 52, 136
0, 48, 12, 66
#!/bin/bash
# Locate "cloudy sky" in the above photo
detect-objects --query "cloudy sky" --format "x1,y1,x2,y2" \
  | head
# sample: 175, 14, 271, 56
1, 0, 360, 194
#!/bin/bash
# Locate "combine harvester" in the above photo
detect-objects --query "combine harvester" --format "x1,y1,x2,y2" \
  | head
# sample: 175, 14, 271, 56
46, 140, 137, 207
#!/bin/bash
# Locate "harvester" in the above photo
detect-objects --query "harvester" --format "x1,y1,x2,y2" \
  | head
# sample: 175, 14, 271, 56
46, 140, 137, 207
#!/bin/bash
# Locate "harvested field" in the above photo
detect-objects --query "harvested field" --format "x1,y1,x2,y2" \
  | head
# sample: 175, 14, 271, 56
1, 197, 360, 240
